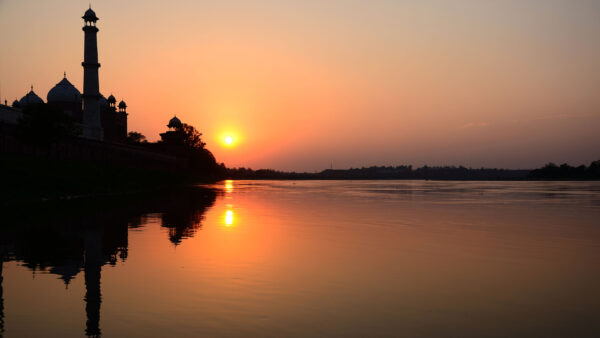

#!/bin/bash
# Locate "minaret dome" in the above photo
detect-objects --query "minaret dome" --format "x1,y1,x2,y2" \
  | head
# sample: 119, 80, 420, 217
118, 100, 127, 113
82, 7, 99, 24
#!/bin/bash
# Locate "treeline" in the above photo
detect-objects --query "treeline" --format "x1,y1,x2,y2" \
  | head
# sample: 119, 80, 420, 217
528, 161, 600, 180
226, 165, 531, 180
227, 161, 600, 181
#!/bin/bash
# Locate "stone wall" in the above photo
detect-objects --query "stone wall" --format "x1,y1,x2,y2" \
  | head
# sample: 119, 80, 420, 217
0, 104, 22, 125
0, 131, 188, 172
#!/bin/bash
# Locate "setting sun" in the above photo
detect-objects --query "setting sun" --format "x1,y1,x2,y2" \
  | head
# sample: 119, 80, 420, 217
225, 136, 233, 145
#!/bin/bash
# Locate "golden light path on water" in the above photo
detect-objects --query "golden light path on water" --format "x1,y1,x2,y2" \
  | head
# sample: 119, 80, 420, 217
224, 209, 234, 227
223, 180, 236, 227
2, 180, 600, 337
224, 180, 234, 193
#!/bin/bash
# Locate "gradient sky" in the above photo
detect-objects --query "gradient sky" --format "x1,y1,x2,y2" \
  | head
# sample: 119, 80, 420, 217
1, 0, 599, 171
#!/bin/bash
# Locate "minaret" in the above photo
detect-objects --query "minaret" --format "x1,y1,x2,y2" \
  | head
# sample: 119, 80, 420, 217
82, 7, 103, 141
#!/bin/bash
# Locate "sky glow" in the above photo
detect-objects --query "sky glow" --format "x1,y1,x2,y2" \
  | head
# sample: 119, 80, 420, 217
1, 0, 599, 170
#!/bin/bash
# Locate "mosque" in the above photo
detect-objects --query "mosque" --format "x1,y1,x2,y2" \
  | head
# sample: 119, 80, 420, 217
2, 7, 128, 143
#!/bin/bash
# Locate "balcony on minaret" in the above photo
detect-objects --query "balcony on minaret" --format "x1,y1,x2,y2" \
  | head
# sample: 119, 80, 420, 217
108, 94, 117, 110
82, 7, 99, 26
118, 100, 127, 114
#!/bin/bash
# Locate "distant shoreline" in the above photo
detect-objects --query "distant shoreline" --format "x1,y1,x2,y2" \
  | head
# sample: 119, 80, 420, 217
226, 177, 599, 181
225, 162, 600, 181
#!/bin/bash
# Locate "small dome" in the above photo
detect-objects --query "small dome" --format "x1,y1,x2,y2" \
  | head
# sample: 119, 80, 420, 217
12, 99, 20, 108
47, 76, 82, 103
99, 94, 109, 108
118, 100, 127, 108
19, 87, 44, 107
107, 94, 116, 103
83, 7, 99, 22
167, 116, 182, 129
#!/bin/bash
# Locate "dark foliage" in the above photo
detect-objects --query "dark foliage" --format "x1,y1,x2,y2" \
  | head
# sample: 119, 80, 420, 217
153, 123, 222, 177
226, 165, 530, 180
126, 131, 147, 144
16, 103, 81, 145
181, 123, 206, 150
528, 161, 600, 180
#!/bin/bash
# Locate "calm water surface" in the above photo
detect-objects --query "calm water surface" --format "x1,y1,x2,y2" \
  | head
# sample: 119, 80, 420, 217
1, 180, 600, 337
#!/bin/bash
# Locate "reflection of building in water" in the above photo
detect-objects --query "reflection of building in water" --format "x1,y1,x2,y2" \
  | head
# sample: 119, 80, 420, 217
0, 226, 14, 336
160, 188, 216, 245
0, 186, 216, 337
1, 255, 4, 335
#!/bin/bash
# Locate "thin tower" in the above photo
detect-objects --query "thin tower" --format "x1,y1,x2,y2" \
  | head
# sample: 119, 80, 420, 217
82, 7, 103, 140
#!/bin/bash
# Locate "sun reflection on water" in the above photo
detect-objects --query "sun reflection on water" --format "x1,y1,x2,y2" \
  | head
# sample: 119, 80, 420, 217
225, 180, 234, 194
224, 209, 234, 226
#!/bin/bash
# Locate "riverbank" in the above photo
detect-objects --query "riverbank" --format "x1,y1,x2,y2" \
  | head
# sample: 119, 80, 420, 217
0, 153, 218, 206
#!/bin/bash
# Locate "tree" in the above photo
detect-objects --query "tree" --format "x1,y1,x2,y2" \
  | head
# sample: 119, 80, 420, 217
17, 103, 80, 145
126, 131, 147, 144
181, 123, 206, 150
587, 160, 600, 178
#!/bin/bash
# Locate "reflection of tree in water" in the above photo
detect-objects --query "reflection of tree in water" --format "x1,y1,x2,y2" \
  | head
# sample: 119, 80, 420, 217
0, 186, 216, 337
1, 250, 5, 336
160, 189, 216, 245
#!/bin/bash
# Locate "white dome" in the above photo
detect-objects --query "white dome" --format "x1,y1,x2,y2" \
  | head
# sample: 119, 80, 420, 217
47, 76, 82, 103
19, 88, 44, 107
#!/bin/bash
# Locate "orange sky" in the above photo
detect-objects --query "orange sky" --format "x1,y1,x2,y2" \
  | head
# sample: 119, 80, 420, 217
1, 0, 599, 171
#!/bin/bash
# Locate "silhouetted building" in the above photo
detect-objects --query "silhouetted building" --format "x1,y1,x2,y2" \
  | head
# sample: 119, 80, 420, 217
82, 7, 103, 140
159, 116, 185, 145
100, 95, 128, 143
16, 86, 44, 108
0, 7, 128, 143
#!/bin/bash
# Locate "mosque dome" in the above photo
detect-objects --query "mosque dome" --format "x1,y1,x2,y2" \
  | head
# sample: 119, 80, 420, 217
118, 100, 127, 108
19, 87, 44, 107
12, 99, 20, 108
47, 76, 82, 103
107, 94, 116, 104
167, 116, 182, 129
83, 8, 99, 21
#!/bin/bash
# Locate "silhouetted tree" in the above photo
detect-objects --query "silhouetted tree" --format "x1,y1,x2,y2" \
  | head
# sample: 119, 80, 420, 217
225, 164, 530, 180
126, 131, 147, 144
528, 161, 600, 180
181, 123, 206, 150
587, 161, 600, 178
16, 103, 80, 145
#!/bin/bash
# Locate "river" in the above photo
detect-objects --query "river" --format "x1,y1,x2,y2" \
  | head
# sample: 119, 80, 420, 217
1, 180, 599, 337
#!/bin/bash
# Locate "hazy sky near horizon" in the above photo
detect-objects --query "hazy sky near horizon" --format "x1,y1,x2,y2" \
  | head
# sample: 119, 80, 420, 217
1, 0, 599, 171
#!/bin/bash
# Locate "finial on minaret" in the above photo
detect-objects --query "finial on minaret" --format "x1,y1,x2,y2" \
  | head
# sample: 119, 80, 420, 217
64, 71, 66, 78
30, 85, 33, 92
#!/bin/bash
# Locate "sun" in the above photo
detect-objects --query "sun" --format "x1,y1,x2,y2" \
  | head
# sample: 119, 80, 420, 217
219, 131, 240, 147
